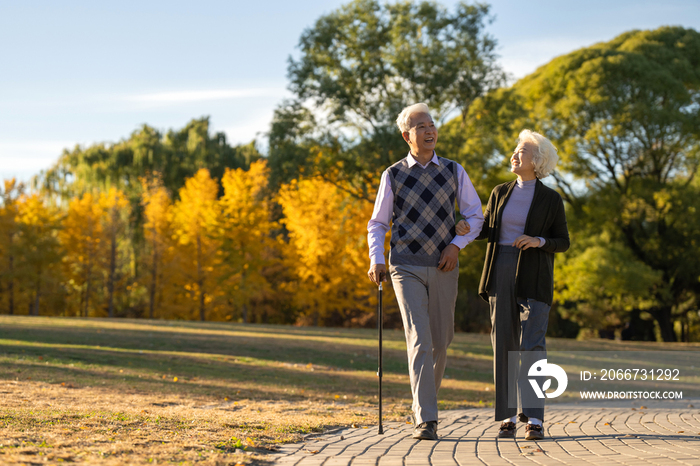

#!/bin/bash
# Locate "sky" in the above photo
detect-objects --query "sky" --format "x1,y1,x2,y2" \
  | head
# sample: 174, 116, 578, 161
1, 0, 699, 183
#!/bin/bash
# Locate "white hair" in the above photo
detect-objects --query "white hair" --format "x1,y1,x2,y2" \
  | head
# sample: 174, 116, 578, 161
517, 129, 559, 179
396, 103, 432, 133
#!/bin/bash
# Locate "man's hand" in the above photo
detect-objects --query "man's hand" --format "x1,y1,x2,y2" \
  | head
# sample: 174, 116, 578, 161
438, 244, 459, 272
455, 220, 471, 236
513, 235, 540, 250
368, 264, 387, 285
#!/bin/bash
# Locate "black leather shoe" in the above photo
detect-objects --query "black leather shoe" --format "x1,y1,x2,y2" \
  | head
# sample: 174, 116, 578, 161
412, 421, 438, 440
525, 423, 544, 440
498, 421, 516, 438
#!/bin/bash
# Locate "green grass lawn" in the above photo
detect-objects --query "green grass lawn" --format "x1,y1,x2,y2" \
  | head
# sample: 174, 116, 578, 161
1, 315, 698, 465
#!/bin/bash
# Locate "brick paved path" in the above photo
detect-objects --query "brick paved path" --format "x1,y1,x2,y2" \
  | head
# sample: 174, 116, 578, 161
270, 406, 700, 465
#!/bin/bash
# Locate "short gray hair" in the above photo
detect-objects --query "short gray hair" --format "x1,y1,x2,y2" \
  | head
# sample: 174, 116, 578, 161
517, 129, 559, 179
396, 103, 432, 133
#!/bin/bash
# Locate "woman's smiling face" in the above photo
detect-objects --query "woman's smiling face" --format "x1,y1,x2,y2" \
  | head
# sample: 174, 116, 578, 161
511, 140, 537, 180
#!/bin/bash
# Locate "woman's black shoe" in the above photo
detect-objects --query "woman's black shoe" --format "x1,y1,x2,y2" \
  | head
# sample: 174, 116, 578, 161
525, 423, 544, 440
498, 421, 517, 438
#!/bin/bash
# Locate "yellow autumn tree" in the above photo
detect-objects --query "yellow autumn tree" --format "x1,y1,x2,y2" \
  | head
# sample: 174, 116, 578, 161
60, 192, 106, 317
15, 194, 62, 316
141, 175, 174, 319
0, 179, 24, 314
98, 188, 131, 317
171, 169, 221, 321
219, 160, 277, 322
278, 177, 375, 325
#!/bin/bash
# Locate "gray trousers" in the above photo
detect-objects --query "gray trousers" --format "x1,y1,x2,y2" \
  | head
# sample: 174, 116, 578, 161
488, 246, 551, 422
390, 263, 459, 424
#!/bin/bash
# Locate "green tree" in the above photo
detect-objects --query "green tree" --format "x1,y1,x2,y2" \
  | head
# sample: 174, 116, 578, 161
464, 26, 700, 341
270, 0, 505, 196
36, 118, 261, 202
99, 188, 131, 318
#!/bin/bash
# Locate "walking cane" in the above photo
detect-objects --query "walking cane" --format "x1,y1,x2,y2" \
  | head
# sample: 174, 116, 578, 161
377, 282, 384, 435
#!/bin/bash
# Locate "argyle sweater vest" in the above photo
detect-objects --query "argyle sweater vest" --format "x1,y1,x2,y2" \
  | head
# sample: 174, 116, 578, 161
387, 157, 459, 267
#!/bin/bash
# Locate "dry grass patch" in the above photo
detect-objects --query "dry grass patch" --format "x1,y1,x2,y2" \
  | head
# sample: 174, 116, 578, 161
0, 316, 496, 464
1, 379, 380, 465
7, 316, 686, 464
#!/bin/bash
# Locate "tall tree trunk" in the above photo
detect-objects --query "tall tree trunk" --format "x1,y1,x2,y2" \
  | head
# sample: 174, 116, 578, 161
83, 219, 94, 318
32, 273, 41, 316
79, 282, 85, 317
149, 233, 157, 319
197, 234, 205, 321
8, 253, 14, 315
84, 256, 92, 318
241, 272, 247, 323
652, 306, 677, 342
107, 218, 117, 318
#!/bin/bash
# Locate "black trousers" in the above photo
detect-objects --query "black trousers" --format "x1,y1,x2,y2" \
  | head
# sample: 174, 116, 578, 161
488, 245, 551, 422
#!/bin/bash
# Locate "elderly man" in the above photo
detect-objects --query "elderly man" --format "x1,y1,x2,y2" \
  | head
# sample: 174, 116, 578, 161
367, 103, 483, 440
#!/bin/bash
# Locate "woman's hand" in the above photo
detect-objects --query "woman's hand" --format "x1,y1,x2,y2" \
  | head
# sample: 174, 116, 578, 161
455, 220, 471, 236
513, 235, 540, 250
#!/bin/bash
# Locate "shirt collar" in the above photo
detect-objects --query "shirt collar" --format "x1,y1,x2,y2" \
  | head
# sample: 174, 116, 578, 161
406, 151, 439, 168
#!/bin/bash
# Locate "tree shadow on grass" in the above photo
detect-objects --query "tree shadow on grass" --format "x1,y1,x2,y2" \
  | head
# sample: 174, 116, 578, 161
1, 323, 492, 381
2, 340, 490, 404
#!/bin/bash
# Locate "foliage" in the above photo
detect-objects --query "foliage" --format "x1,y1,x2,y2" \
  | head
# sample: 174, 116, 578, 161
99, 188, 132, 318
556, 235, 663, 329
289, 0, 503, 130
140, 175, 174, 319
59, 192, 107, 317
0, 179, 24, 314
277, 178, 381, 325
3, 15, 700, 342
36, 118, 262, 202
269, 0, 505, 197
464, 26, 700, 341
219, 160, 278, 323
14, 194, 62, 316
170, 169, 221, 321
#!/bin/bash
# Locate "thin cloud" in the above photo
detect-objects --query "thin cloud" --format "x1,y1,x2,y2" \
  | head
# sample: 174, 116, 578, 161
0, 141, 74, 182
127, 88, 288, 104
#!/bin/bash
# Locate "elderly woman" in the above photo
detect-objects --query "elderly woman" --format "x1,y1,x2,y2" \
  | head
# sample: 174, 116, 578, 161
456, 130, 569, 440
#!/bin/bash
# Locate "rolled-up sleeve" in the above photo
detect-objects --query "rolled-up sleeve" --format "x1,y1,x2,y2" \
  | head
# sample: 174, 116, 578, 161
451, 164, 484, 249
367, 170, 393, 266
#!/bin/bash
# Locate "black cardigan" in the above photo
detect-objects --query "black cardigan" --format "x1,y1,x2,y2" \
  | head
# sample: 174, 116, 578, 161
477, 179, 570, 305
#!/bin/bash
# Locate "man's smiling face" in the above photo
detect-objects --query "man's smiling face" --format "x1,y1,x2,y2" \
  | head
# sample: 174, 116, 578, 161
403, 112, 437, 157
